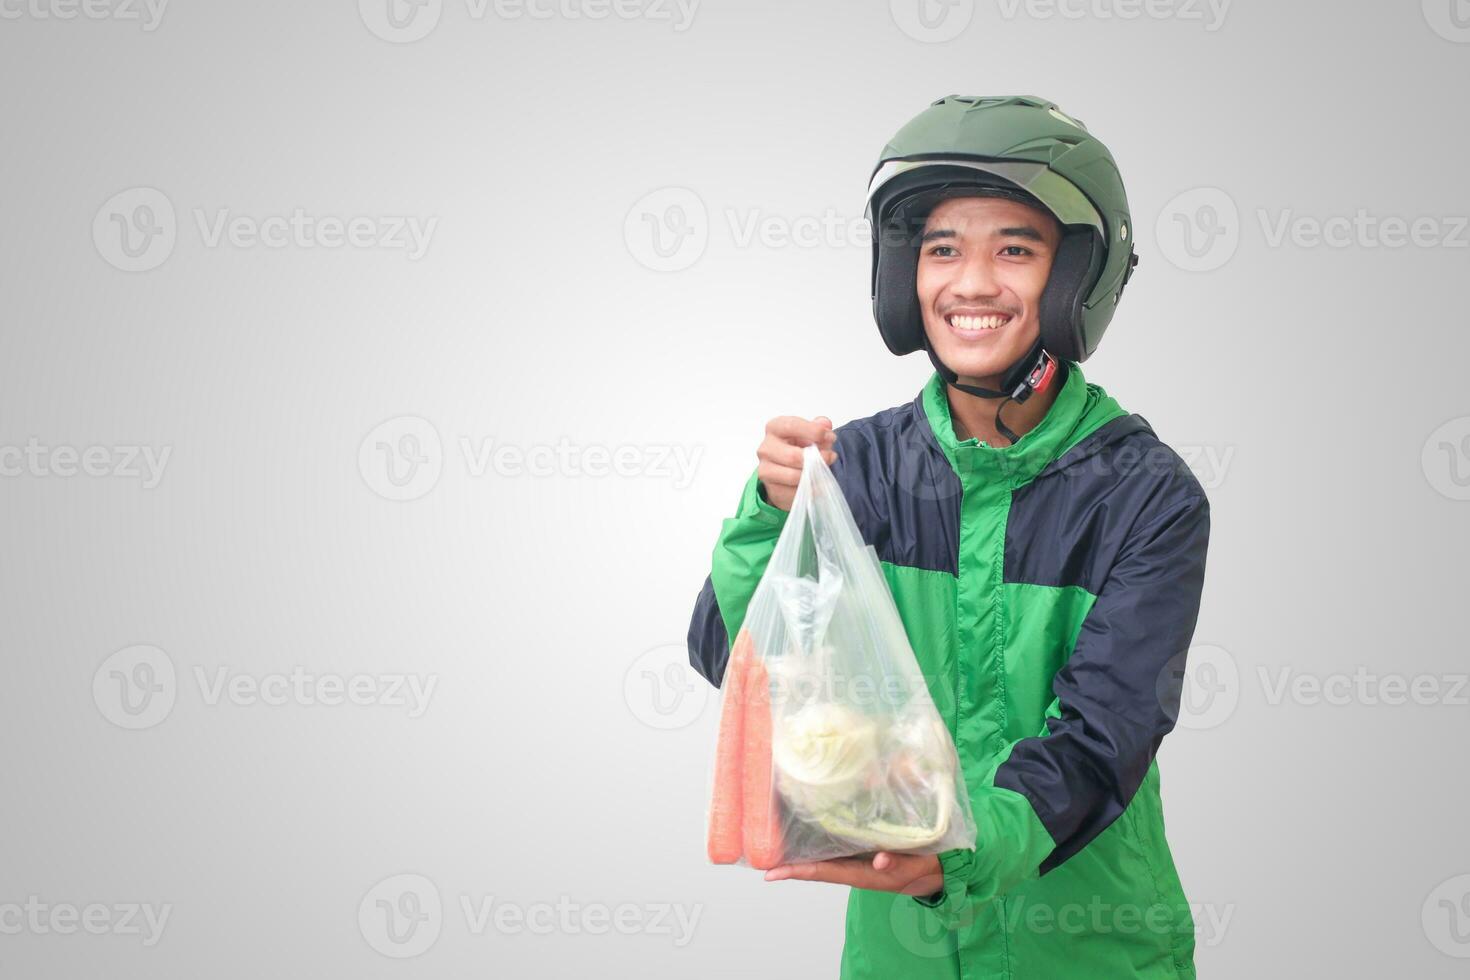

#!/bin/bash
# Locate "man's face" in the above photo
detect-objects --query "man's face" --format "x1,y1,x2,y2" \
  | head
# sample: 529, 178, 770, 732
916, 195, 1062, 385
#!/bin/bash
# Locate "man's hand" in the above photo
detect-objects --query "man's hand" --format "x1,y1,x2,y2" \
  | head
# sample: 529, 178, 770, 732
757, 416, 837, 512
763, 851, 943, 896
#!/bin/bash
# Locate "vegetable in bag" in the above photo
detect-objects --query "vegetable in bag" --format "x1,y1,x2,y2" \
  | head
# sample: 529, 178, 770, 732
706, 444, 976, 868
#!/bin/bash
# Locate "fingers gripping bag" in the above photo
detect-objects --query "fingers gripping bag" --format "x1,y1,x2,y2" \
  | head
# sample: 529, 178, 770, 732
706, 444, 977, 869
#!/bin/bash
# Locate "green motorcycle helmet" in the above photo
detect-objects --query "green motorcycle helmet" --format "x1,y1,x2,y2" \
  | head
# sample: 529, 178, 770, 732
865, 95, 1139, 377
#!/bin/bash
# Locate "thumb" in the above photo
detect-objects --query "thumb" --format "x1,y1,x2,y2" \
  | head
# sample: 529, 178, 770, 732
815, 416, 832, 429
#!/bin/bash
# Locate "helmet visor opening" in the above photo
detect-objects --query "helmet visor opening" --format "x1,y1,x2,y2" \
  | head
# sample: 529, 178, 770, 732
867, 158, 1105, 237
878, 184, 1062, 251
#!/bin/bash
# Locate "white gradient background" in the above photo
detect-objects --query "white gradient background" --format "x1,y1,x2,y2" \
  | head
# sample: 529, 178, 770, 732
1, 1, 1468, 976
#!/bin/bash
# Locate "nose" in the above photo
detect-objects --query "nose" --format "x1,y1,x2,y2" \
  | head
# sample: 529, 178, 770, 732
949, 252, 1002, 300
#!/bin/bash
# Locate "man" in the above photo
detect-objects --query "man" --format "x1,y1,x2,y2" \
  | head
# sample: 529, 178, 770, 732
688, 95, 1210, 978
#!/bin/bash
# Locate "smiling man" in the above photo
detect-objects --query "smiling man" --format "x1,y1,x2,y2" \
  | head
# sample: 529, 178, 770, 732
688, 95, 1211, 978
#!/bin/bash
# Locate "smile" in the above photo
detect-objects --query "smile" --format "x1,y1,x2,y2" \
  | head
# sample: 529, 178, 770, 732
945, 311, 1012, 336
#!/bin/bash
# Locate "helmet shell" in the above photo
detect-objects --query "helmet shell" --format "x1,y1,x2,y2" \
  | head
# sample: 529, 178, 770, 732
865, 95, 1138, 362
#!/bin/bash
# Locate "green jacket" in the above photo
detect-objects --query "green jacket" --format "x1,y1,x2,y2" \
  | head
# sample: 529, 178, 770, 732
689, 363, 1211, 978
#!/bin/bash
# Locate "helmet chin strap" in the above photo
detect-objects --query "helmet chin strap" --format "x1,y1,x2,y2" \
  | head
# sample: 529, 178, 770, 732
923, 337, 1060, 446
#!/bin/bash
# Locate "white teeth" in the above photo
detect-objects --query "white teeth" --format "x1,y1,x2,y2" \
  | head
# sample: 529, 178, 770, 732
948, 314, 1008, 331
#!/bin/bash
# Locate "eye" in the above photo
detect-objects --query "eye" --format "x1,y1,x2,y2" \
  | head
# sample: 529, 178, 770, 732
999, 245, 1033, 257
927, 244, 958, 258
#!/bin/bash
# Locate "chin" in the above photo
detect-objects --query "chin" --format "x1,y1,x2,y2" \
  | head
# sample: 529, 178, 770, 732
924, 318, 1039, 378
932, 345, 1015, 381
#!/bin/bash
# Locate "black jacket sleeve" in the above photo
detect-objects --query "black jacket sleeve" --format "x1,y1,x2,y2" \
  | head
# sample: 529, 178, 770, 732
994, 485, 1211, 872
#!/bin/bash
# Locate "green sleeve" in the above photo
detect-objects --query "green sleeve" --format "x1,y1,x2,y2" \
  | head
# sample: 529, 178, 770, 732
913, 721, 1059, 929
708, 468, 788, 647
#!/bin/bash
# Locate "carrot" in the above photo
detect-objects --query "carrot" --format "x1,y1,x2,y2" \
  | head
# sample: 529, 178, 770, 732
741, 648, 784, 870
707, 629, 752, 863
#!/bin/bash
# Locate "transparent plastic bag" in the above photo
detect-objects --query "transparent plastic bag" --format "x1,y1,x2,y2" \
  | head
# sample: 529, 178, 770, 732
706, 444, 977, 869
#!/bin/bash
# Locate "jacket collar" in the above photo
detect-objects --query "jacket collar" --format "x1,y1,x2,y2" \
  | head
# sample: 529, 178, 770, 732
916, 361, 1127, 487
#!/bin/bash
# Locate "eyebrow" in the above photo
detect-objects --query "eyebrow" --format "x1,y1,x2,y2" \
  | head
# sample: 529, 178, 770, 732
920, 225, 1048, 244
